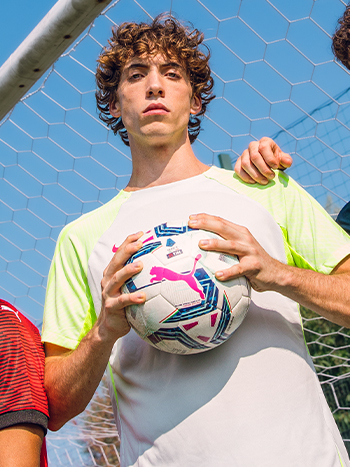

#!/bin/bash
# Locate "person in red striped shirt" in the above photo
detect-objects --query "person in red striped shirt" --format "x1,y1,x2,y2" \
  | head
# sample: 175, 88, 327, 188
0, 299, 49, 467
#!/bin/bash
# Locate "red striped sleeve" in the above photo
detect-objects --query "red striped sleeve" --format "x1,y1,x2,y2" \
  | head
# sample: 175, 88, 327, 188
0, 300, 49, 418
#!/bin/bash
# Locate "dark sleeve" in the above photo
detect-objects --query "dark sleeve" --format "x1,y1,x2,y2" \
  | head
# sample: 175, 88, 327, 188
0, 409, 48, 433
336, 202, 350, 235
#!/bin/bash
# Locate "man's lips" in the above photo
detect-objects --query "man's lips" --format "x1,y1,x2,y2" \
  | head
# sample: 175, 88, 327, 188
143, 103, 169, 115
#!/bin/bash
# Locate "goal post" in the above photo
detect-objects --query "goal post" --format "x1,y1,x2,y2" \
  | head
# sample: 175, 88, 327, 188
0, 0, 115, 121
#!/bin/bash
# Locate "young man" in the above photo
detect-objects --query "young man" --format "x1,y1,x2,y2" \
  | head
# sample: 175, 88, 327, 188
42, 15, 350, 467
0, 300, 49, 467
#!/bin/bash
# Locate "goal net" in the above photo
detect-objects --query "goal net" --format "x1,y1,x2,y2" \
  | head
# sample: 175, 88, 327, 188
1, 0, 350, 464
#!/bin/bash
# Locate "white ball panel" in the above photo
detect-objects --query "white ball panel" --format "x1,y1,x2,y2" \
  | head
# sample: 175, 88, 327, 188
203, 250, 239, 274
142, 294, 178, 331
160, 279, 203, 308
152, 233, 192, 266
126, 303, 148, 338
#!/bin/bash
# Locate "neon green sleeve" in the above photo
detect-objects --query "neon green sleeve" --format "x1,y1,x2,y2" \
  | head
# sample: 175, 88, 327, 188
270, 172, 350, 274
207, 167, 350, 274
42, 191, 131, 349
42, 221, 97, 349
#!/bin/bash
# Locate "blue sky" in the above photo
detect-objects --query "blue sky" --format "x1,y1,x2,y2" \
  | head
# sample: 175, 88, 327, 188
0, 0, 57, 67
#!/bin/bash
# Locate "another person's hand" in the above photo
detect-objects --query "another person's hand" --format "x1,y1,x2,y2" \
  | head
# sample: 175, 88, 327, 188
235, 137, 293, 185
188, 213, 285, 293
99, 231, 146, 340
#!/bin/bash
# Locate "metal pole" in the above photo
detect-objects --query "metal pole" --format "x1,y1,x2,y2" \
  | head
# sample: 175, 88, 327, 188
0, 0, 115, 121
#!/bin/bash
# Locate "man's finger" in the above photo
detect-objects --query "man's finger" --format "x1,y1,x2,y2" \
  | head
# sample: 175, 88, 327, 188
279, 151, 293, 169
256, 138, 281, 171
104, 231, 144, 277
234, 154, 257, 184
258, 137, 293, 171
188, 213, 246, 242
215, 264, 242, 281
103, 259, 144, 297
240, 144, 273, 184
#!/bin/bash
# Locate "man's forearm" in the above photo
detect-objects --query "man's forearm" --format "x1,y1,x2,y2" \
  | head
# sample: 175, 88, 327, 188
271, 259, 350, 327
45, 324, 117, 431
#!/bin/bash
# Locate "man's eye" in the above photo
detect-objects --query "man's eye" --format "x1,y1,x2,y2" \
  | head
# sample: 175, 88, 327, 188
130, 73, 143, 80
167, 72, 180, 79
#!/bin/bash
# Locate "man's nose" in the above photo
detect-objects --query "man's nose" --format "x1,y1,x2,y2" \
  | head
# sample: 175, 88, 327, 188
146, 72, 165, 97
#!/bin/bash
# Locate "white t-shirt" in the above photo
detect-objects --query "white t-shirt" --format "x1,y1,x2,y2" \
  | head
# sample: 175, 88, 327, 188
43, 167, 350, 467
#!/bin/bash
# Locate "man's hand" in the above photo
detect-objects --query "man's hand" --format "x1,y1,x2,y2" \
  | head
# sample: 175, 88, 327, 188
188, 213, 350, 328
98, 231, 146, 343
235, 137, 293, 184
188, 213, 284, 293
45, 231, 146, 431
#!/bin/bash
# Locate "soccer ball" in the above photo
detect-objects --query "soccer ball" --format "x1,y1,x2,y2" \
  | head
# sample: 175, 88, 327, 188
122, 221, 251, 355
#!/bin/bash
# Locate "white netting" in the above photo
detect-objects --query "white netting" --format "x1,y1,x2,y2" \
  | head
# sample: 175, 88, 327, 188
1, 0, 350, 464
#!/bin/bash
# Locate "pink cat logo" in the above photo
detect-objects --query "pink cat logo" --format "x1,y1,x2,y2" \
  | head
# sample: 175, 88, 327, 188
150, 254, 205, 300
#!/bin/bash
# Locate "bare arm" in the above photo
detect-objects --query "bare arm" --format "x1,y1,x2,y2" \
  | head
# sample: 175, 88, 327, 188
45, 335, 115, 431
44, 232, 146, 431
234, 137, 293, 184
0, 424, 44, 467
188, 214, 350, 327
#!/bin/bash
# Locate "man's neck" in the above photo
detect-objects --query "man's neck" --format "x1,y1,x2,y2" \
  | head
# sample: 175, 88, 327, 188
124, 134, 209, 192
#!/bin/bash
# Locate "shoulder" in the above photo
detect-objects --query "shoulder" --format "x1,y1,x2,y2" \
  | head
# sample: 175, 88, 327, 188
59, 191, 130, 240
204, 165, 290, 195
55, 190, 131, 256
0, 300, 44, 359
0, 300, 39, 335
204, 166, 291, 223
205, 166, 326, 221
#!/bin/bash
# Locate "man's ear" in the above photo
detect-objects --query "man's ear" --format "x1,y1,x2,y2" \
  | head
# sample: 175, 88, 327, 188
190, 94, 202, 115
110, 99, 121, 118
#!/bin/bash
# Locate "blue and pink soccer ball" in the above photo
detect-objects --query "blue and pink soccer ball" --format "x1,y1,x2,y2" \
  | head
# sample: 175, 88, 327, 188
122, 221, 251, 355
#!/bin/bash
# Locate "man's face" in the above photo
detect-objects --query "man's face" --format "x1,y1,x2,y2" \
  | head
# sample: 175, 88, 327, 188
110, 54, 201, 146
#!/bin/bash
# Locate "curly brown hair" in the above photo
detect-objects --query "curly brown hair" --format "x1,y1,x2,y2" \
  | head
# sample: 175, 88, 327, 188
332, 5, 350, 70
95, 14, 215, 146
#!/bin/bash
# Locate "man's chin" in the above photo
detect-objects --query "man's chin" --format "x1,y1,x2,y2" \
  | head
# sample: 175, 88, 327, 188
130, 126, 187, 146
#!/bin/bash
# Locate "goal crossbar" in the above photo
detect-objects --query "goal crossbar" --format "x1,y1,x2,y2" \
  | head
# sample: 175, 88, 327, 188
0, 0, 115, 122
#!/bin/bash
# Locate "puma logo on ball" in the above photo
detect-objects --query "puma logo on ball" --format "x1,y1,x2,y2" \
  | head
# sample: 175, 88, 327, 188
150, 254, 205, 299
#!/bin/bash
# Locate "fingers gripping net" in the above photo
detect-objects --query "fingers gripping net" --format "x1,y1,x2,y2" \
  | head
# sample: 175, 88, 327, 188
1, 0, 350, 464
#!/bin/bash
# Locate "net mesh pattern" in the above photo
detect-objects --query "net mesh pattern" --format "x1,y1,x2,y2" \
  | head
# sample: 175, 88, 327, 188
1, 0, 350, 464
